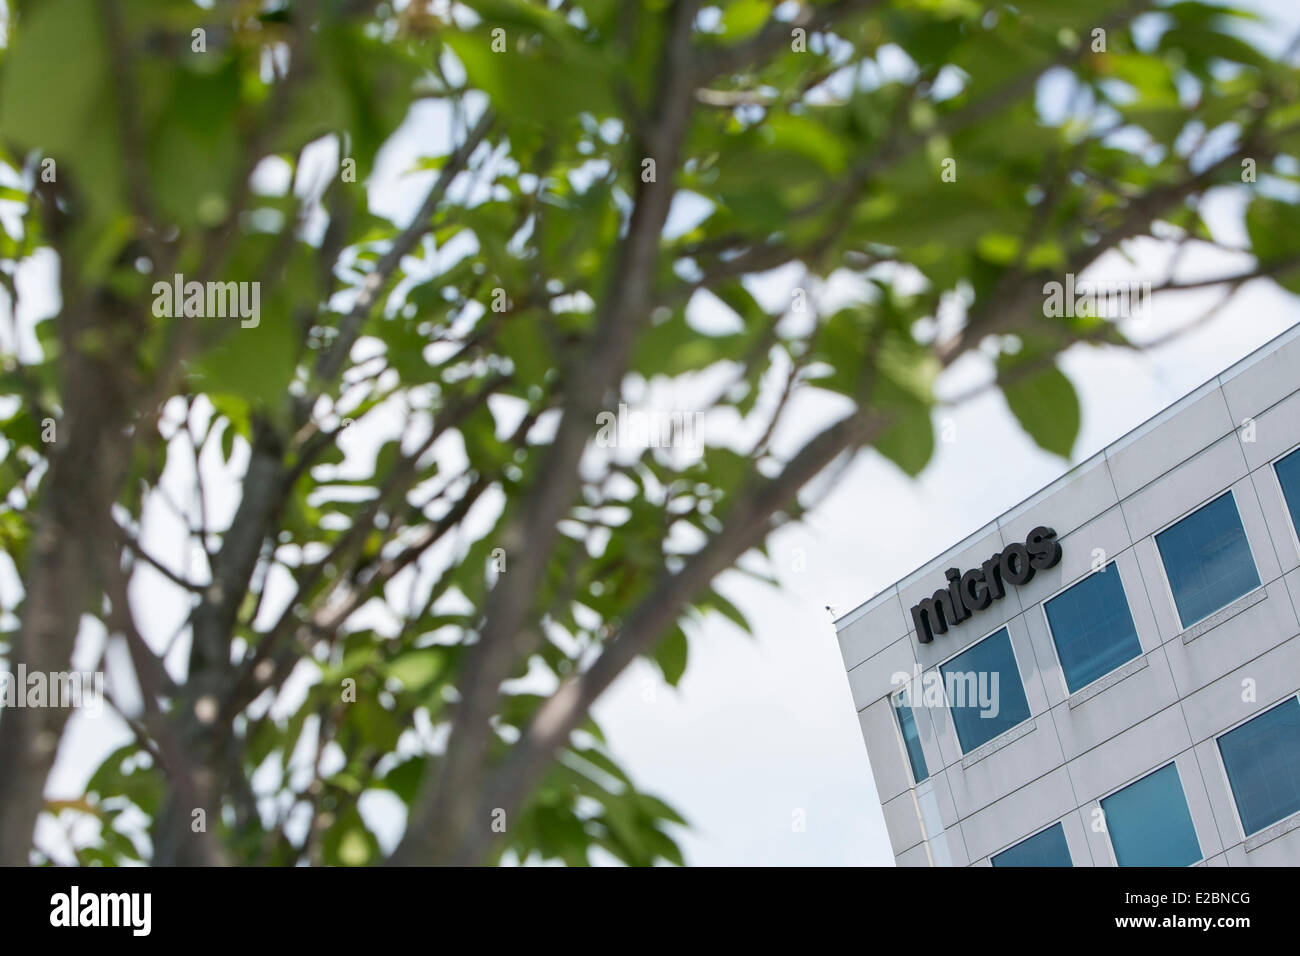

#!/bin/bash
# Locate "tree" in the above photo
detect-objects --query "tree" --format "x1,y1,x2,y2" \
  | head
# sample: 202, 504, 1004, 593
0, 0, 1297, 866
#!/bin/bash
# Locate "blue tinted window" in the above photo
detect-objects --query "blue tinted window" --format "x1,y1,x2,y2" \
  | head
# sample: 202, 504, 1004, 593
1101, 763, 1201, 866
1045, 564, 1142, 693
1218, 697, 1300, 836
991, 822, 1072, 867
1276, 448, 1300, 540
939, 628, 1031, 753
1155, 492, 1260, 628
893, 692, 929, 784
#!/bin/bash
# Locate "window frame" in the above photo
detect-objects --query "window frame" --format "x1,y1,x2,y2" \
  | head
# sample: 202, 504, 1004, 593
1039, 559, 1144, 699
934, 622, 1034, 757
1269, 442, 1300, 563
1211, 692, 1300, 841
989, 819, 1073, 868
889, 686, 930, 786
1097, 760, 1204, 868
1151, 488, 1263, 632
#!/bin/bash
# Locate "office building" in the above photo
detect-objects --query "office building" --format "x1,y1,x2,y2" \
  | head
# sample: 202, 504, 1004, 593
835, 323, 1300, 866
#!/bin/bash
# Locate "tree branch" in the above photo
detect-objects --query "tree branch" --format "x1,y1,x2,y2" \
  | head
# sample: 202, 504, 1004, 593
391, 0, 705, 866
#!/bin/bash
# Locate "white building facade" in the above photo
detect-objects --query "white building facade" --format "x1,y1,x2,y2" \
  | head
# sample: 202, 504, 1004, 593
836, 324, 1300, 866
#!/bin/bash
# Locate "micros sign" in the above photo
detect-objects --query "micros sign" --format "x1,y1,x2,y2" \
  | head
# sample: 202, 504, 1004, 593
910, 526, 1061, 645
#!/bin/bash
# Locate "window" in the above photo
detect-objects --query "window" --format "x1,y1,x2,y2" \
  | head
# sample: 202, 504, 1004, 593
892, 691, 929, 784
1275, 447, 1300, 542
1044, 564, 1142, 694
991, 822, 1072, 867
1217, 697, 1300, 836
939, 627, 1031, 753
1101, 763, 1201, 867
1155, 492, 1260, 628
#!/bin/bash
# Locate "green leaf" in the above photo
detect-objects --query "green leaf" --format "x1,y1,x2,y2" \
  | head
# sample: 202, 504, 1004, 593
719, 0, 772, 42
0, 0, 110, 158
444, 30, 616, 126
385, 648, 448, 692
653, 626, 688, 686
872, 401, 935, 477
997, 355, 1081, 458
1245, 197, 1300, 294
0, 0, 126, 234
191, 309, 300, 410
